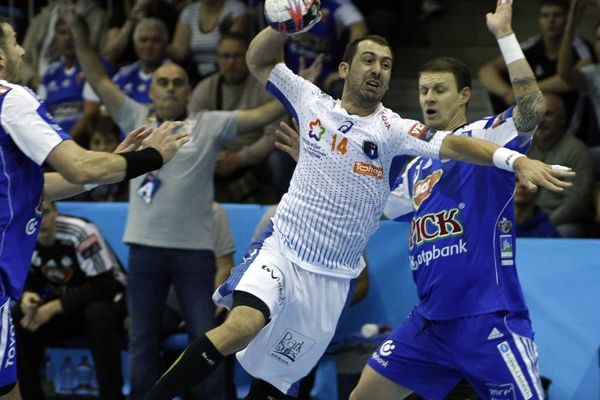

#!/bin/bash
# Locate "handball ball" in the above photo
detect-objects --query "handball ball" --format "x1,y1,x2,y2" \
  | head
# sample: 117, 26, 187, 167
264, 0, 320, 35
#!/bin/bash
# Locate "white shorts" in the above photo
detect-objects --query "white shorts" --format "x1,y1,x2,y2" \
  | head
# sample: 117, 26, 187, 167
213, 228, 352, 395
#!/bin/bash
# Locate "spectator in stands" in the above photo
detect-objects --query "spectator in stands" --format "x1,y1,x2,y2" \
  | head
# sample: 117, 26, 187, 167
168, 0, 251, 82
12, 201, 128, 400
92, 17, 171, 106
514, 180, 561, 238
66, 9, 288, 399
557, 0, 600, 171
478, 0, 594, 137
527, 93, 594, 237
102, 0, 178, 67
21, 0, 108, 89
71, 115, 130, 202
189, 32, 290, 203
284, 0, 367, 98
37, 18, 104, 141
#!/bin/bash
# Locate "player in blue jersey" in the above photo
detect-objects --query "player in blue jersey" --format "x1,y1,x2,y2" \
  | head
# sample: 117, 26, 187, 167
0, 17, 187, 399
143, 1, 572, 399
348, 1, 547, 399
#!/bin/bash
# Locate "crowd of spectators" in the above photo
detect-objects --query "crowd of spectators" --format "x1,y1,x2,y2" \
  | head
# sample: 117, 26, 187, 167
2, 0, 600, 398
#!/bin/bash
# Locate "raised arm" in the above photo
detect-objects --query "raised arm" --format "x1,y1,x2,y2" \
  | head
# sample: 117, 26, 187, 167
245, 27, 288, 86
66, 11, 125, 119
486, 0, 545, 132
557, 0, 589, 91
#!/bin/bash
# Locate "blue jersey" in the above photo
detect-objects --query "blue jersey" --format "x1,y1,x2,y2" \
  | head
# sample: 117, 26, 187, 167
384, 108, 534, 320
39, 59, 112, 132
0, 81, 70, 300
113, 61, 154, 105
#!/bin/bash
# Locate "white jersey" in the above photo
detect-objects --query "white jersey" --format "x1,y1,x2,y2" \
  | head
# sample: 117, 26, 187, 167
266, 64, 449, 278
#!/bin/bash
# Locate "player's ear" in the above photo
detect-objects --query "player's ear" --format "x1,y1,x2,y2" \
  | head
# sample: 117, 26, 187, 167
459, 86, 471, 106
339, 61, 349, 79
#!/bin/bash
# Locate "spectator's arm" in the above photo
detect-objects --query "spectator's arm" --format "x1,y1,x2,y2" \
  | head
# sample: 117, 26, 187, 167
102, 19, 136, 63
557, 0, 589, 91
478, 56, 514, 106
167, 19, 192, 61
69, 15, 125, 119
237, 99, 287, 134
214, 253, 234, 291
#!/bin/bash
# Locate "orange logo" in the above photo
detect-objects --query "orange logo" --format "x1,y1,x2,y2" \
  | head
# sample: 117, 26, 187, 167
412, 169, 443, 210
354, 162, 384, 180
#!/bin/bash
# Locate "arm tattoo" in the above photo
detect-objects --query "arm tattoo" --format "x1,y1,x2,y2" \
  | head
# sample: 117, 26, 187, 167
512, 76, 543, 132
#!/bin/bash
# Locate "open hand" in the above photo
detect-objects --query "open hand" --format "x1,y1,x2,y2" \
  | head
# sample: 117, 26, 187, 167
486, 0, 514, 39
141, 121, 190, 163
115, 126, 155, 153
513, 157, 575, 192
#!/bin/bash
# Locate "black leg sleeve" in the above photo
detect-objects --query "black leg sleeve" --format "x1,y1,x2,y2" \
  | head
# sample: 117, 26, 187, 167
143, 334, 224, 400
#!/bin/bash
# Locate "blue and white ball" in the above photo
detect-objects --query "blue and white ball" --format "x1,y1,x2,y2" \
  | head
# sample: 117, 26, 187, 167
264, 0, 320, 35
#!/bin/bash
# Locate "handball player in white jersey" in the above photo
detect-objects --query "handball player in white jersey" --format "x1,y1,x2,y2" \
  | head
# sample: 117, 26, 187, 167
144, 1, 573, 398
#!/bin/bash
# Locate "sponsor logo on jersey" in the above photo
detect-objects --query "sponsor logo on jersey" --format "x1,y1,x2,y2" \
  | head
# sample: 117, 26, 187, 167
380, 112, 391, 130
353, 162, 383, 180
409, 238, 468, 270
488, 327, 505, 340
409, 123, 437, 142
412, 169, 443, 210
362, 141, 378, 159
4, 316, 16, 368
409, 208, 464, 249
25, 218, 38, 235
497, 341, 533, 399
268, 329, 316, 365
492, 110, 509, 128
370, 339, 395, 368
261, 264, 286, 306
500, 234, 514, 266
42, 262, 74, 283
308, 118, 326, 141
487, 383, 516, 400
338, 121, 354, 133
498, 217, 513, 234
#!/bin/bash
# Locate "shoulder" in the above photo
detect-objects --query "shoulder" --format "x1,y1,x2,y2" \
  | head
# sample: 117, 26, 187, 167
572, 35, 593, 59
2, 83, 41, 109
43, 61, 64, 78
180, 2, 200, 19
56, 215, 96, 238
224, 0, 248, 12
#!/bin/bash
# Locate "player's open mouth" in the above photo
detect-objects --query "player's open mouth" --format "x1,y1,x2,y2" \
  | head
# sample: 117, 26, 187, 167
426, 109, 438, 117
366, 80, 380, 88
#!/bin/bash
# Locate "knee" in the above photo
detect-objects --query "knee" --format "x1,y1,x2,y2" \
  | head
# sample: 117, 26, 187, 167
215, 306, 265, 352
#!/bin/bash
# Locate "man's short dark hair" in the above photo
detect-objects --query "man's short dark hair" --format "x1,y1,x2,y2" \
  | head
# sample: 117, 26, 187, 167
342, 35, 392, 67
218, 31, 249, 48
418, 57, 472, 91
540, 0, 569, 13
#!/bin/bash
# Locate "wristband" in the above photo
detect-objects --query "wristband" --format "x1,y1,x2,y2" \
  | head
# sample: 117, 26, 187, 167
83, 184, 99, 191
497, 33, 525, 65
119, 147, 164, 180
492, 147, 525, 172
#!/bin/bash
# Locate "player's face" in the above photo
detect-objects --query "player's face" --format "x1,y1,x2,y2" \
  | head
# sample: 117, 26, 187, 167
38, 203, 58, 245
134, 27, 167, 66
217, 38, 248, 85
0, 23, 25, 82
55, 23, 75, 59
342, 41, 392, 105
418, 71, 469, 130
150, 64, 191, 119
89, 131, 119, 153
539, 5, 567, 40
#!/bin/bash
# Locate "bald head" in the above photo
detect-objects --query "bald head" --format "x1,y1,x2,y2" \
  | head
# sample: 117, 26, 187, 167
150, 63, 191, 120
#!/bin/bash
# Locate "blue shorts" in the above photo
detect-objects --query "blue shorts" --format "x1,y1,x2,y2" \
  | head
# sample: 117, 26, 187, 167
0, 297, 17, 388
368, 309, 544, 400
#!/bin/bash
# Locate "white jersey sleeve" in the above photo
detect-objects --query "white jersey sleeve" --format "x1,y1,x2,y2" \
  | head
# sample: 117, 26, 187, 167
383, 158, 418, 220
266, 63, 320, 117
0, 83, 69, 165
389, 116, 450, 159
